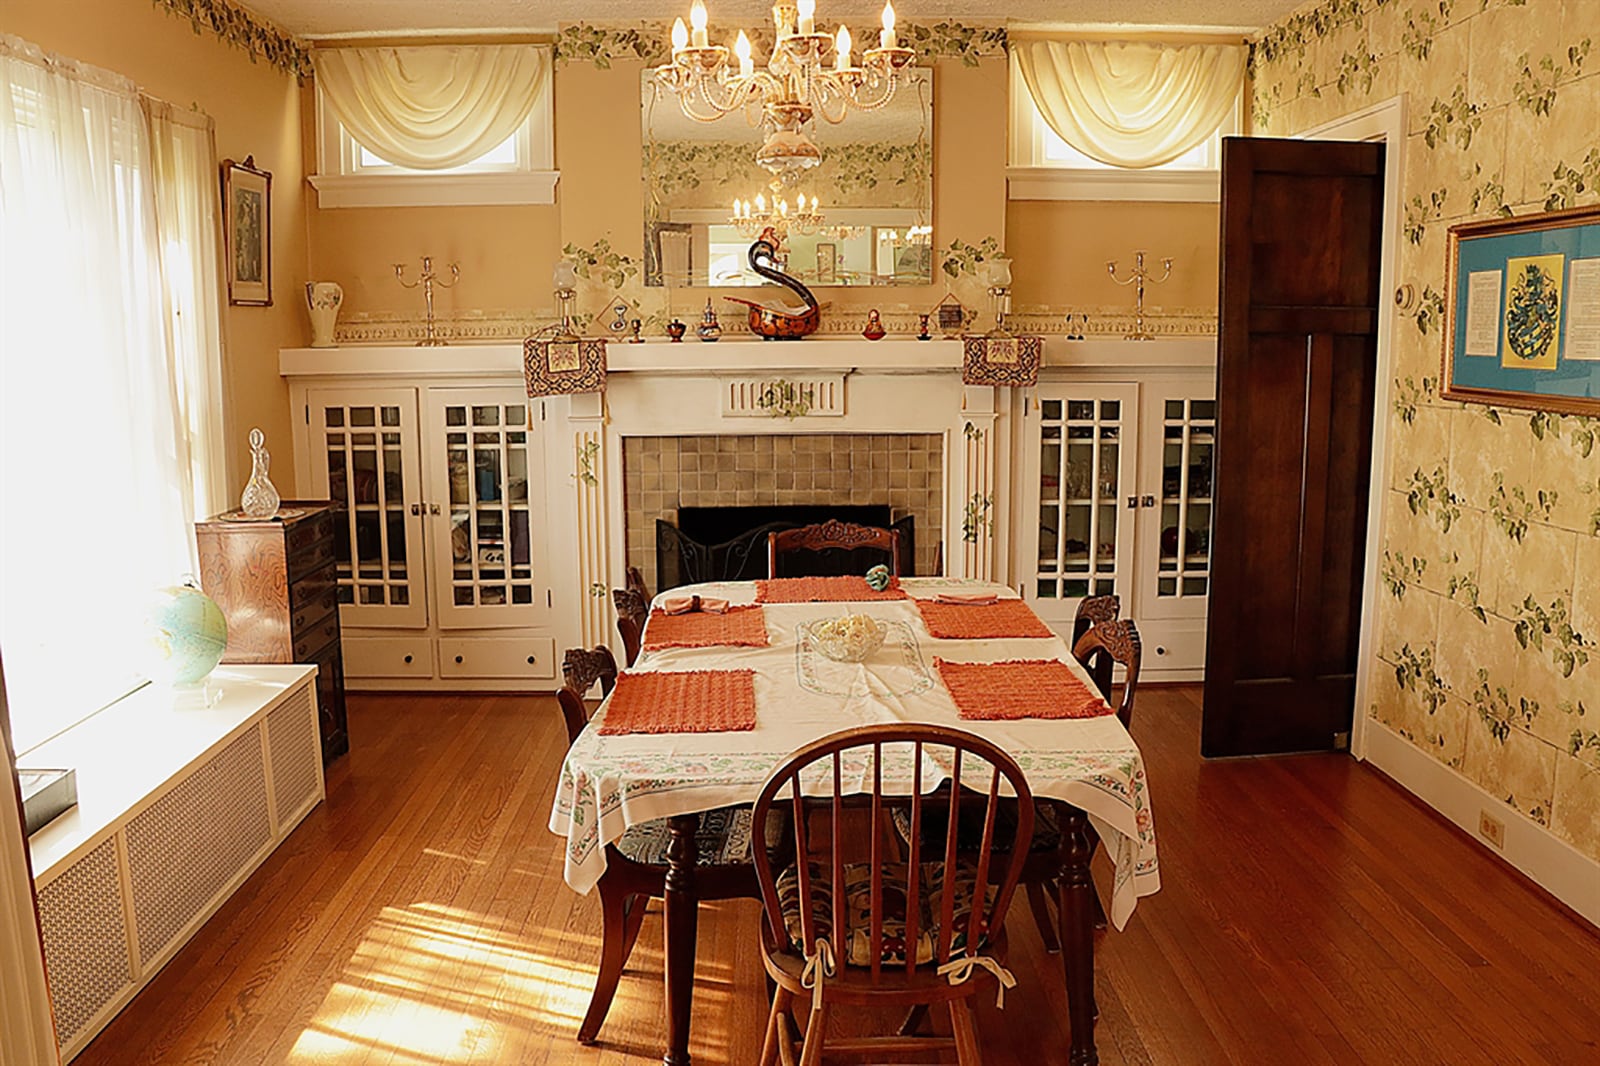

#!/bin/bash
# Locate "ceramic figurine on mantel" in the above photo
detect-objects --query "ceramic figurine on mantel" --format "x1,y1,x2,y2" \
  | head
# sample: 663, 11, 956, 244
628, 318, 645, 343
697, 298, 723, 341
304, 281, 343, 348
239, 428, 280, 519
666, 317, 687, 342
917, 313, 931, 341
862, 309, 886, 340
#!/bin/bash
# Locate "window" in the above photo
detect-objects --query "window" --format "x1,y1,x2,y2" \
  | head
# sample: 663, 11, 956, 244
309, 74, 557, 208
1007, 60, 1236, 202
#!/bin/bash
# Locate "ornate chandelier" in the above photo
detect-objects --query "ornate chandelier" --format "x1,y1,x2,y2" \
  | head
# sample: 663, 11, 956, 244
655, 1, 915, 177
730, 190, 825, 239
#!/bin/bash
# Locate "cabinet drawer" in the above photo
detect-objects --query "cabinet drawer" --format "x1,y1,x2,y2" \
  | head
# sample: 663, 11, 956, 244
285, 510, 337, 582
344, 636, 434, 679
1138, 623, 1207, 673
438, 637, 556, 681
292, 612, 342, 662
289, 567, 339, 633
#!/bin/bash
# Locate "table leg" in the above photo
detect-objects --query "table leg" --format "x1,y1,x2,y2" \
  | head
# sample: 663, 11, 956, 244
663, 813, 700, 1066
1057, 803, 1099, 1066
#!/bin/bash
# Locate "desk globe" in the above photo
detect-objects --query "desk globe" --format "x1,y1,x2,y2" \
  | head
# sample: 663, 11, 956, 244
148, 583, 228, 685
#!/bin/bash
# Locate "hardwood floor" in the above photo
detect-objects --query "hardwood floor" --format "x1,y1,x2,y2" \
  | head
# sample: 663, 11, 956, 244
72, 687, 1600, 1065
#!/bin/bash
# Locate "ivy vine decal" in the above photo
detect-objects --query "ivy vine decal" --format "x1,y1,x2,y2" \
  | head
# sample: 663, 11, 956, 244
1394, 643, 1448, 714
153, 0, 310, 77
1512, 596, 1590, 678
562, 239, 640, 292
1405, 466, 1461, 532
941, 236, 1002, 280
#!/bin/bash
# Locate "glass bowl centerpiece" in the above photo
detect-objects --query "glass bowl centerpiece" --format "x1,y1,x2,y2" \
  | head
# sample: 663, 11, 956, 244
810, 613, 886, 663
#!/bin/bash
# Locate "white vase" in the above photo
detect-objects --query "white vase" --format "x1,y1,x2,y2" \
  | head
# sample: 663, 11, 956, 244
306, 281, 343, 348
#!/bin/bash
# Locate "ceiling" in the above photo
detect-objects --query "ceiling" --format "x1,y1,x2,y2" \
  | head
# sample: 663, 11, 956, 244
245, 1, 1304, 39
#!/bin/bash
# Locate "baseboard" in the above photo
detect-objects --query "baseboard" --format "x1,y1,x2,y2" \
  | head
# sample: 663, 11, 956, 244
1363, 722, 1599, 927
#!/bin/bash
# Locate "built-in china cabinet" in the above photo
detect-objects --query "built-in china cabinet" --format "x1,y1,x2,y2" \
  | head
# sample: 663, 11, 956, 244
287, 374, 561, 689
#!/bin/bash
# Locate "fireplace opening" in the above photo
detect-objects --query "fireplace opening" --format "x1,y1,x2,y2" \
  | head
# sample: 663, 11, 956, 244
657, 505, 913, 588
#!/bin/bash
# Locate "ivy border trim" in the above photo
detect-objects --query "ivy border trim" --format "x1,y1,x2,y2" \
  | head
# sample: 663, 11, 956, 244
153, 0, 311, 78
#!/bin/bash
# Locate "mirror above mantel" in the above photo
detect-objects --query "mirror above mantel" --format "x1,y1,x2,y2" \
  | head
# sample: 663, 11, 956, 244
641, 66, 933, 289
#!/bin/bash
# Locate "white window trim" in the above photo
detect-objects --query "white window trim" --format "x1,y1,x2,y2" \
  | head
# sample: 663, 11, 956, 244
308, 80, 558, 208
1006, 60, 1236, 204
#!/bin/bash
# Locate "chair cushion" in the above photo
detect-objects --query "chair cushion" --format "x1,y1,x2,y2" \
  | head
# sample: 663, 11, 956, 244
615, 805, 774, 867
889, 799, 1060, 853
775, 861, 995, 967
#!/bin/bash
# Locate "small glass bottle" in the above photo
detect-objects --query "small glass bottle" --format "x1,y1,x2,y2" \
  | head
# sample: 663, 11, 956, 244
240, 428, 281, 519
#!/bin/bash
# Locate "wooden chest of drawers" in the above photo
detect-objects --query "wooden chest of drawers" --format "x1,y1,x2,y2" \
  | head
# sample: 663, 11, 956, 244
196, 501, 348, 762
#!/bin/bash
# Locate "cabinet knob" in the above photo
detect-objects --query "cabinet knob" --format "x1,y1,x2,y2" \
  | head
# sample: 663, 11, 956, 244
1156, 646, 1167, 656
526, 655, 536, 664
431, 503, 442, 516
404, 654, 413, 664
455, 655, 464, 664
410, 503, 421, 516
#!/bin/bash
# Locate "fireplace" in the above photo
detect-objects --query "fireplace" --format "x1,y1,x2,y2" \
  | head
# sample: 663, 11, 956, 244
656, 505, 912, 588
624, 433, 944, 594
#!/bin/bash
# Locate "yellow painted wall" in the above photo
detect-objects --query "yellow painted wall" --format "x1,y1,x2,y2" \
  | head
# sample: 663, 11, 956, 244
1254, 0, 1600, 861
1006, 200, 1219, 309
4, 0, 307, 496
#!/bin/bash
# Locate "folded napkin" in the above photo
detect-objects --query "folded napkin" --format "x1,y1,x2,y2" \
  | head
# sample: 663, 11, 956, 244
598, 669, 758, 735
934, 591, 999, 605
934, 657, 1112, 721
659, 594, 731, 614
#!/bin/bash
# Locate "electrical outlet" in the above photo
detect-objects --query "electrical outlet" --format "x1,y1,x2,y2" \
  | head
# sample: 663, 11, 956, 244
1479, 810, 1506, 850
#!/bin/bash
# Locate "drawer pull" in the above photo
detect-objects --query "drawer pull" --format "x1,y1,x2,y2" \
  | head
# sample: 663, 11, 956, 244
526, 655, 536, 665
404, 654, 413, 664
1156, 646, 1167, 656
455, 655, 464, 664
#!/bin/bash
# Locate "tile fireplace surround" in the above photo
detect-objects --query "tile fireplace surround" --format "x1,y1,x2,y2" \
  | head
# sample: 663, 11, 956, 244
624, 433, 944, 593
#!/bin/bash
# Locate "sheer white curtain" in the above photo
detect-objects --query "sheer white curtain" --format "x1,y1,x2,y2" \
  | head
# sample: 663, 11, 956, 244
1014, 39, 1245, 169
313, 44, 548, 169
0, 36, 215, 754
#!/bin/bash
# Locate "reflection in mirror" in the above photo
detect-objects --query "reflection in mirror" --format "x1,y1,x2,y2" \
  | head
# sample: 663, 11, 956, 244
642, 67, 933, 288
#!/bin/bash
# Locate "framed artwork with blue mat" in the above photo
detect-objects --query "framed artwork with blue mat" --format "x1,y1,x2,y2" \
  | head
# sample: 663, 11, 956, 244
1441, 204, 1600, 416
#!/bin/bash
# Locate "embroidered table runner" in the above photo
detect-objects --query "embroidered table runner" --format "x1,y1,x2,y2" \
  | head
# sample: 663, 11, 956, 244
934, 658, 1112, 721
597, 669, 758, 735
916, 598, 1054, 640
643, 605, 770, 650
756, 575, 907, 603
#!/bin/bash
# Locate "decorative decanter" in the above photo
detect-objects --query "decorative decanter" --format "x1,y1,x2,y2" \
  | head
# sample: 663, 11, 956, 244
240, 428, 281, 519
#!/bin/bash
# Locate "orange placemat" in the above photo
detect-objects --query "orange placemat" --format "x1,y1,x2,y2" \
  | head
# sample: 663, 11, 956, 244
643, 605, 771, 650
916, 598, 1054, 640
933, 658, 1112, 721
598, 670, 758, 735
756, 576, 907, 603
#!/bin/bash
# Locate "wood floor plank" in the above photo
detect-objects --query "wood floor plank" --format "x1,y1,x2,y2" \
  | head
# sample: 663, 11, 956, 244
66, 687, 1600, 1065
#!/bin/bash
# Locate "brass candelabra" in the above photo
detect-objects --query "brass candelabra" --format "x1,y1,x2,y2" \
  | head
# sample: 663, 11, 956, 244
1107, 250, 1172, 341
394, 256, 460, 346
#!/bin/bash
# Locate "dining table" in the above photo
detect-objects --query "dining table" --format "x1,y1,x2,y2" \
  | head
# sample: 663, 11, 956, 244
548, 577, 1160, 1066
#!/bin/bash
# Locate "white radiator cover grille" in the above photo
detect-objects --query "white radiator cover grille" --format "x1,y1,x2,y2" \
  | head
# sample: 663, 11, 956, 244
37, 838, 132, 1050
267, 686, 321, 828
125, 727, 271, 968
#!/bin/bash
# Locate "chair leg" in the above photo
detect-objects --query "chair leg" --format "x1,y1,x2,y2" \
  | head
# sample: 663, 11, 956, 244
620, 892, 650, 963
948, 998, 984, 1066
1092, 885, 1109, 931
797, 1005, 830, 1066
898, 1004, 930, 1035
760, 986, 793, 1066
1026, 880, 1061, 953
577, 883, 633, 1044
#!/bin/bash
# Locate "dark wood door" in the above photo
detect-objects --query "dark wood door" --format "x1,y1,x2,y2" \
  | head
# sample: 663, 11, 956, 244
1202, 137, 1384, 758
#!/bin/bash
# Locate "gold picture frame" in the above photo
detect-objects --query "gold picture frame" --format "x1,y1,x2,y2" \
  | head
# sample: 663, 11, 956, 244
222, 156, 272, 306
1440, 204, 1600, 416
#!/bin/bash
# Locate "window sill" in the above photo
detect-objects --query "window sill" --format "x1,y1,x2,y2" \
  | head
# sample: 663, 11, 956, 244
308, 170, 560, 208
1006, 166, 1219, 203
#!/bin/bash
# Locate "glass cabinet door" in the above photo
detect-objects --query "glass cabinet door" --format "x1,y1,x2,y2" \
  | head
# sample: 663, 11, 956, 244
1138, 387, 1216, 620
1022, 384, 1140, 624
425, 388, 550, 628
307, 387, 428, 627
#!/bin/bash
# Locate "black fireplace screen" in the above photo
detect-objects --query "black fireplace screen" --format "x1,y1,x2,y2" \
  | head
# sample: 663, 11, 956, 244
656, 505, 913, 589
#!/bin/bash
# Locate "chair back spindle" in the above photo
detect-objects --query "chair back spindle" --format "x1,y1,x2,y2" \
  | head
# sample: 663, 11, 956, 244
612, 587, 649, 667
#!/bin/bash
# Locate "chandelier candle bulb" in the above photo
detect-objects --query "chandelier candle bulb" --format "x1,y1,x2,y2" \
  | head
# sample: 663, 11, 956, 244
736, 31, 754, 77
672, 17, 688, 54
836, 25, 851, 70
798, 0, 815, 35
881, 1, 897, 49
690, 0, 709, 48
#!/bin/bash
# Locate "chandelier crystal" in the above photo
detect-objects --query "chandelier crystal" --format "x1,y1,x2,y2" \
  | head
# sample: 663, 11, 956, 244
655, 1, 915, 178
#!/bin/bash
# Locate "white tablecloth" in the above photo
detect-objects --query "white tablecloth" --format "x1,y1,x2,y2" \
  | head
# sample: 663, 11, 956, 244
548, 579, 1160, 929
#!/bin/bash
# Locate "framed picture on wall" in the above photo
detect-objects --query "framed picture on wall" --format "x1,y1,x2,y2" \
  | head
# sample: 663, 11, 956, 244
1441, 204, 1600, 416
222, 156, 272, 306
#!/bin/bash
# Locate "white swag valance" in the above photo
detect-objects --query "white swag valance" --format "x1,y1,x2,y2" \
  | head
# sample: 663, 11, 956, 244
312, 44, 549, 170
1014, 39, 1245, 169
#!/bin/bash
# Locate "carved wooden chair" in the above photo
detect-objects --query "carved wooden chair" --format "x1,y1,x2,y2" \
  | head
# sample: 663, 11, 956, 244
1072, 594, 1122, 698
557, 647, 777, 1045
611, 587, 649, 667
750, 723, 1035, 1066
767, 520, 901, 579
625, 564, 651, 603
890, 619, 1143, 954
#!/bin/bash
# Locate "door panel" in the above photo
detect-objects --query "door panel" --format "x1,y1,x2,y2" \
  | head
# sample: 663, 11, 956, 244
1203, 137, 1384, 757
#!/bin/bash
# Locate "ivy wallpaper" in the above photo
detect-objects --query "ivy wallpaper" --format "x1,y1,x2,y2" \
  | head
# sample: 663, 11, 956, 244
1252, 0, 1599, 861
